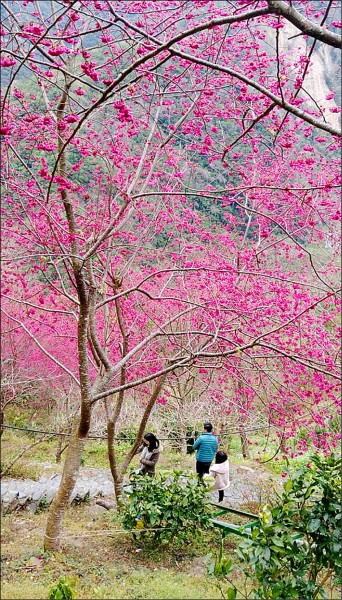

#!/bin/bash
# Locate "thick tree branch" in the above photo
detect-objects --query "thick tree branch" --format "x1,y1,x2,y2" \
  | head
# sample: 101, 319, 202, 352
111, 8, 341, 137
169, 48, 341, 137
267, 0, 342, 48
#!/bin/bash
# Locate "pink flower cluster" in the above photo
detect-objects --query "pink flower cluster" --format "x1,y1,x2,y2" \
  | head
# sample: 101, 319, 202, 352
113, 100, 133, 122
81, 62, 99, 82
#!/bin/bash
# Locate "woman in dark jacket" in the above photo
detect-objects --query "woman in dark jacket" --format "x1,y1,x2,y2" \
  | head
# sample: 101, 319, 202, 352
136, 433, 162, 476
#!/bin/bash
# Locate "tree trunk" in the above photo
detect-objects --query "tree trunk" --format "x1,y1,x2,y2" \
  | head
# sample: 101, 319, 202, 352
104, 289, 128, 507
239, 425, 250, 459
180, 428, 188, 455
279, 432, 286, 453
236, 381, 251, 459
44, 423, 86, 551
107, 419, 122, 507
55, 439, 69, 464
237, 410, 250, 459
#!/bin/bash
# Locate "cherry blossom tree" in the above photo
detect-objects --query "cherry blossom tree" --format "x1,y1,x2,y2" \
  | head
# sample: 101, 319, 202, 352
0, 0, 340, 550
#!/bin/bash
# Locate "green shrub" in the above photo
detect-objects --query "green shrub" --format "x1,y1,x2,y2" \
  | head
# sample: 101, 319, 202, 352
237, 453, 341, 599
48, 577, 76, 600
121, 469, 213, 545
116, 426, 139, 441
206, 538, 238, 600
36, 495, 50, 513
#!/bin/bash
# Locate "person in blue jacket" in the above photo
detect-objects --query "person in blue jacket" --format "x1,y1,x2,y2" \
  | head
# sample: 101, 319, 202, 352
193, 422, 218, 479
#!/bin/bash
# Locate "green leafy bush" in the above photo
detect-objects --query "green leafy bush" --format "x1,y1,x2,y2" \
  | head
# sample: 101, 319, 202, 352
121, 470, 213, 545
36, 495, 50, 513
206, 538, 238, 599
237, 453, 341, 599
48, 577, 76, 599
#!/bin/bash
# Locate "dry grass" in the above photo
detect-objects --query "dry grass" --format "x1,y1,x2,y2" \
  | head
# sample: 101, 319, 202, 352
1, 488, 339, 599
3, 431, 338, 598
1, 503, 231, 599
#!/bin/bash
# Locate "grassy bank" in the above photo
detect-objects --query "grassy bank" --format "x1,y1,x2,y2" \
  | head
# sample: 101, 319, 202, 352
1, 503, 240, 599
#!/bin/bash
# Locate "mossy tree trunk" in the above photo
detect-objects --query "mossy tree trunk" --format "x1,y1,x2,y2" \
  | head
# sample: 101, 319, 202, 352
237, 381, 251, 459
44, 77, 95, 551
104, 287, 127, 508
44, 422, 87, 550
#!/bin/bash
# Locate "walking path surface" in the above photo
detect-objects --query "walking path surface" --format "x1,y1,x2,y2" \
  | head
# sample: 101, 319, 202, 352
1, 463, 281, 515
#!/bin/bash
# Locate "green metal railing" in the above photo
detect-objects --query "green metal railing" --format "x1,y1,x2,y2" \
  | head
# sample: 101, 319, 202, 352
210, 502, 259, 538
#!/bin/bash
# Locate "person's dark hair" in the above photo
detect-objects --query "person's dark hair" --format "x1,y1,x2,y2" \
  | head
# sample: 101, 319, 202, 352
143, 432, 159, 451
203, 422, 213, 432
215, 451, 227, 464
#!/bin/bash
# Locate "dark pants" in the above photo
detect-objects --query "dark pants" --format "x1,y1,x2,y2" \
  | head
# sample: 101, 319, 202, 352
218, 490, 224, 502
196, 460, 212, 478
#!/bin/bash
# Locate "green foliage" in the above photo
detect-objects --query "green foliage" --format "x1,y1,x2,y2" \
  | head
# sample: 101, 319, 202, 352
236, 453, 341, 599
5, 406, 31, 430
206, 538, 239, 600
207, 544, 235, 579
121, 469, 213, 545
36, 495, 50, 513
48, 577, 77, 600
116, 426, 139, 441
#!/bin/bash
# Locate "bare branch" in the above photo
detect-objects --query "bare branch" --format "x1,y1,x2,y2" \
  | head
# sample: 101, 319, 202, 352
267, 0, 342, 48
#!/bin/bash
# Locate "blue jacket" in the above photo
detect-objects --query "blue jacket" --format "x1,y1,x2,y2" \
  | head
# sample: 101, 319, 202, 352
193, 432, 218, 462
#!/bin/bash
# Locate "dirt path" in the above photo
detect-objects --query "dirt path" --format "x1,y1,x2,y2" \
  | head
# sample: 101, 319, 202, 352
1, 462, 282, 515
